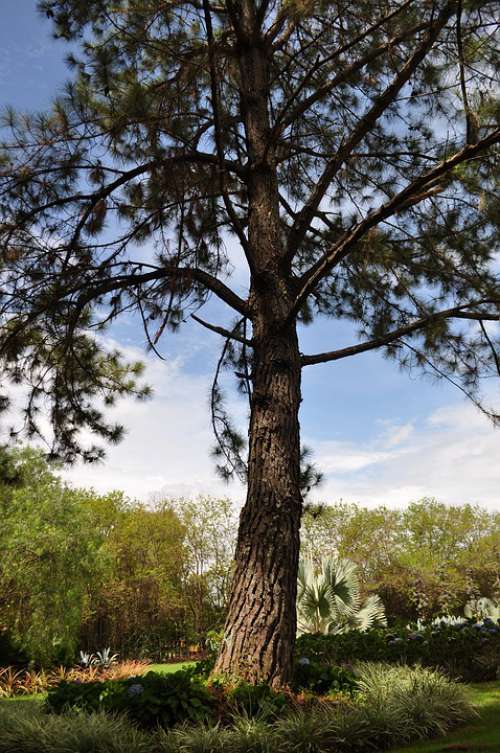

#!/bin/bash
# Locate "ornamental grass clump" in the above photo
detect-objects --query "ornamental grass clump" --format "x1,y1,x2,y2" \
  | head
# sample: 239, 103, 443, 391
354, 663, 475, 746
0, 706, 151, 753
0, 660, 151, 698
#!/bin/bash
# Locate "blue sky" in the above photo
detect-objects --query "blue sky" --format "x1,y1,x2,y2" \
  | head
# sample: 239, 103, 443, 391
1, 2, 499, 508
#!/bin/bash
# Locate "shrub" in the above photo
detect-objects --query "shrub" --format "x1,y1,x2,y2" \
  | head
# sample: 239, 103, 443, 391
225, 681, 287, 719
292, 660, 359, 696
295, 617, 500, 681
46, 669, 215, 729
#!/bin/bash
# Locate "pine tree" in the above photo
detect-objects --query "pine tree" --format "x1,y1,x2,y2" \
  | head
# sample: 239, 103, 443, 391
0, 0, 499, 686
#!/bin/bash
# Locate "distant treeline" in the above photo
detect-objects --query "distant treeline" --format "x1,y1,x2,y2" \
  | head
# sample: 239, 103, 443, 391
0, 447, 498, 666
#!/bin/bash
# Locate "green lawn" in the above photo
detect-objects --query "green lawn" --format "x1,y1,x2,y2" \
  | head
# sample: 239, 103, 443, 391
391, 682, 500, 753
146, 661, 194, 673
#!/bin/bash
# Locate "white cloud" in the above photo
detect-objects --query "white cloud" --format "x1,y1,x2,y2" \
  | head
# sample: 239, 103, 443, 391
307, 402, 500, 510
58, 340, 246, 502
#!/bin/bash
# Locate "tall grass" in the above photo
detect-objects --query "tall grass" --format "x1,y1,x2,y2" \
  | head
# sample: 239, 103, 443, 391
0, 706, 151, 753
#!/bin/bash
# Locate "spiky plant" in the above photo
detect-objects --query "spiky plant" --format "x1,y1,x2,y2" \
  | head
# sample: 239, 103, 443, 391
464, 597, 500, 622
297, 557, 386, 636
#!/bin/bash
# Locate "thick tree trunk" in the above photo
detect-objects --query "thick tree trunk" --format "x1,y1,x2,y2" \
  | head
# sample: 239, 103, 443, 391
214, 320, 303, 687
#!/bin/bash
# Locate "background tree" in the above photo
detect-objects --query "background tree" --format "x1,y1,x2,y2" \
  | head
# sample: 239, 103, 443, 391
301, 499, 500, 621
82, 501, 190, 658
0, 447, 235, 665
170, 496, 237, 627
0, 0, 498, 685
0, 449, 111, 665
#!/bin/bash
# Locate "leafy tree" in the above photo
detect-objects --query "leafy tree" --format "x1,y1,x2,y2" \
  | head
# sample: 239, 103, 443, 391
0, 1, 498, 684
83, 501, 190, 657
301, 499, 500, 621
170, 496, 237, 622
0, 449, 111, 665
297, 557, 386, 635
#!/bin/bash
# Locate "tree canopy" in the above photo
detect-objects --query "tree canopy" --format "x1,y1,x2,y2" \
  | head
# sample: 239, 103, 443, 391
0, 0, 498, 463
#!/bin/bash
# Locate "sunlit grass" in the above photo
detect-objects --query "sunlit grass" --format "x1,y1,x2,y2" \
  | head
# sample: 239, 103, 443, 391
390, 682, 500, 752
147, 661, 195, 674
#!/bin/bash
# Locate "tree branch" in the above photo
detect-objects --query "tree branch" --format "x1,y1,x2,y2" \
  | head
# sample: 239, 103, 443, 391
285, 2, 454, 262
9, 151, 245, 229
301, 301, 500, 367
202, 0, 253, 270
274, 6, 423, 138
291, 128, 500, 320
191, 313, 253, 346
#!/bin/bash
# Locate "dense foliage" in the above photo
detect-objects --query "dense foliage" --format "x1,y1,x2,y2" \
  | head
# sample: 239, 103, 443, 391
0, 447, 235, 665
296, 618, 500, 682
1, 447, 499, 668
30, 664, 474, 751
301, 500, 500, 621
47, 670, 214, 729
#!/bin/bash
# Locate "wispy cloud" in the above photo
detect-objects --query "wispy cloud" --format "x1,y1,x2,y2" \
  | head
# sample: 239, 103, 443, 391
307, 402, 500, 509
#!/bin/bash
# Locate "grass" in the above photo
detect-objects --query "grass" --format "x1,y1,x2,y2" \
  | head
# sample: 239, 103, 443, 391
390, 682, 500, 753
147, 662, 194, 674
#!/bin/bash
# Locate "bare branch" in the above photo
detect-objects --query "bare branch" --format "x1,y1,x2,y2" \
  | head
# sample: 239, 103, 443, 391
301, 301, 500, 367
192, 313, 253, 346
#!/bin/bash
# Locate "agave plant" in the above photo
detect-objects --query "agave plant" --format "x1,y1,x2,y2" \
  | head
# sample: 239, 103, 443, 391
93, 647, 119, 668
78, 650, 95, 668
415, 615, 468, 630
297, 557, 386, 635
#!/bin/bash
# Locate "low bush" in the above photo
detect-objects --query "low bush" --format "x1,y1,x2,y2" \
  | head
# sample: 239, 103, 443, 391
224, 681, 288, 719
295, 617, 500, 681
292, 660, 359, 696
46, 669, 215, 729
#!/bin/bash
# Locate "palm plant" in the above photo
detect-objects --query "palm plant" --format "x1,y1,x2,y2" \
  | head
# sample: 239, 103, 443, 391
464, 597, 500, 622
297, 557, 386, 635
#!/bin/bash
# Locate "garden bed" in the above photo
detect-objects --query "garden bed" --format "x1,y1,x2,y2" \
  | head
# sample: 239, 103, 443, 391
0, 663, 480, 752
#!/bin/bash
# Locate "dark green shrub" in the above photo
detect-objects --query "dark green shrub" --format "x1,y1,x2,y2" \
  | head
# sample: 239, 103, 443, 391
46, 670, 215, 729
292, 659, 359, 696
191, 656, 215, 679
295, 618, 500, 682
225, 681, 287, 719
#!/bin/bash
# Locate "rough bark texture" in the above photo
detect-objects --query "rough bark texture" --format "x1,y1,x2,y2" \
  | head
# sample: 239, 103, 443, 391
214, 322, 303, 687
